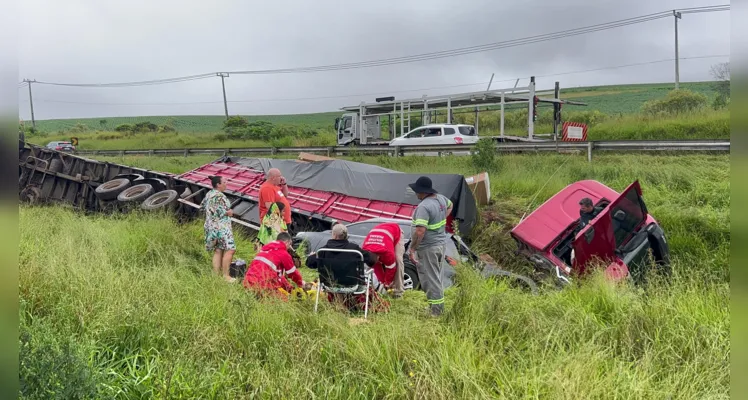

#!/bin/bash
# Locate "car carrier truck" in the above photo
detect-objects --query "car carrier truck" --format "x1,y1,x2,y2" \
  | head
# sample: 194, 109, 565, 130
334, 76, 585, 146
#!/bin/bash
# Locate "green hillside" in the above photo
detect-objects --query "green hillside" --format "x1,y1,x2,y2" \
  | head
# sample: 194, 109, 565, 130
30, 81, 720, 134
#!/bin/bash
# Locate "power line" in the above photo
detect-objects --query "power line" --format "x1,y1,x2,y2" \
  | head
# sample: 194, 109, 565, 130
23, 5, 729, 87
23, 54, 728, 106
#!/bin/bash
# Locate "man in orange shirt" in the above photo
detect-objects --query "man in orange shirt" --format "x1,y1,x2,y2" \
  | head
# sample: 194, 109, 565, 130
258, 168, 292, 227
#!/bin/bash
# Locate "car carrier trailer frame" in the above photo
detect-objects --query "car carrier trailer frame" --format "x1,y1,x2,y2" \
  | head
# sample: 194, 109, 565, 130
334, 76, 586, 146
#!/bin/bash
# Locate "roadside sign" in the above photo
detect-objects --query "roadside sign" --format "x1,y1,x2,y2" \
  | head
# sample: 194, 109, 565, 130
70, 137, 79, 146
561, 122, 588, 141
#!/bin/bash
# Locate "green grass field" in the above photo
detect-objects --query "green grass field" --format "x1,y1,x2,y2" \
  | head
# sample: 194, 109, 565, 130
19, 153, 729, 399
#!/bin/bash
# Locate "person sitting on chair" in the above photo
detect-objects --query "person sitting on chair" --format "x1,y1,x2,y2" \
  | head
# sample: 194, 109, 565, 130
306, 223, 387, 313
306, 223, 376, 270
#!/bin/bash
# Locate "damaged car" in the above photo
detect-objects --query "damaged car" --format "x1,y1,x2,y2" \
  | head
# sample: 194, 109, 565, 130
293, 217, 538, 293
510, 179, 670, 286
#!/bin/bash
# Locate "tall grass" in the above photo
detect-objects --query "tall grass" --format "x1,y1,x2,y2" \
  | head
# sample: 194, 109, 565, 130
19, 206, 729, 399
20, 153, 729, 399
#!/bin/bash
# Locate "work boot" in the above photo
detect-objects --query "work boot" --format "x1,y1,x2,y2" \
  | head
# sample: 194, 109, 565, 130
429, 304, 444, 317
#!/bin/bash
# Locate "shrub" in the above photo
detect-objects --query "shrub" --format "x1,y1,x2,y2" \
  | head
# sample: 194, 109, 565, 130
133, 122, 158, 133
213, 133, 228, 142
711, 94, 729, 110
244, 121, 275, 140
225, 128, 244, 140
223, 116, 248, 130
471, 138, 497, 170
114, 124, 133, 132
158, 125, 176, 133
641, 89, 707, 115
270, 136, 294, 148
269, 124, 297, 140
565, 110, 607, 126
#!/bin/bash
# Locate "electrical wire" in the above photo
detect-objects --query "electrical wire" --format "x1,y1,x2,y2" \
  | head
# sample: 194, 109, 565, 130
24, 54, 728, 106
24, 5, 729, 87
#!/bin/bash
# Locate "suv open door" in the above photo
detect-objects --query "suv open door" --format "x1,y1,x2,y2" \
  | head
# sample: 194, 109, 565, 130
572, 180, 648, 277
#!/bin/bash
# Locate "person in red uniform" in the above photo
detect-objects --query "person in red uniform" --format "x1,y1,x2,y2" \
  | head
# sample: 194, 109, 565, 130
243, 232, 305, 296
361, 222, 405, 297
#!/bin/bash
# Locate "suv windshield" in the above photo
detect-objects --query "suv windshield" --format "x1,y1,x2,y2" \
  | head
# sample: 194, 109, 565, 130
611, 189, 645, 248
458, 126, 476, 136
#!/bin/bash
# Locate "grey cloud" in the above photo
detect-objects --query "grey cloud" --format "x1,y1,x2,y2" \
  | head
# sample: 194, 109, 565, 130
18, 0, 731, 120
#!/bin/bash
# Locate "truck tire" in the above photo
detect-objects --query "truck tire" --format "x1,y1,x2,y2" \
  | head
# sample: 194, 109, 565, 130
403, 261, 420, 291
95, 178, 131, 201
48, 158, 63, 173
117, 183, 155, 203
20, 186, 43, 204
484, 269, 539, 295
141, 190, 178, 211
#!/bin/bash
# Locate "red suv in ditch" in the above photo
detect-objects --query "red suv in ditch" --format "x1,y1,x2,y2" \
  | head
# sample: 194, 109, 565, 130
510, 180, 670, 286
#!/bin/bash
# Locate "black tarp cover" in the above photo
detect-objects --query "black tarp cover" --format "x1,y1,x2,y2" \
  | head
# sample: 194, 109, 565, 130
222, 156, 478, 236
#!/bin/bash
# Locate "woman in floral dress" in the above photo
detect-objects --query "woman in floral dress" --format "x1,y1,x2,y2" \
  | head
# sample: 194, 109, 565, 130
257, 201, 287, 247
201, 176, 236, 282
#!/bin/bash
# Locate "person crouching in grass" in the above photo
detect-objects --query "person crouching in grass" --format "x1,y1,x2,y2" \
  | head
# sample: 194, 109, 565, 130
243, 232, 306, 298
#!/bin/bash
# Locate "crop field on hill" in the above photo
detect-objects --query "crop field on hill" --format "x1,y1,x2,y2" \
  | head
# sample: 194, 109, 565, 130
31, 112, 341, 134
27, 81, 721, 135
561, 81, 718, 114
19, 152, 729, 398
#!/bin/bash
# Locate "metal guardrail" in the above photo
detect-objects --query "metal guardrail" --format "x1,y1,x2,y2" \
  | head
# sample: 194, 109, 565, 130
72, 139, 730, 161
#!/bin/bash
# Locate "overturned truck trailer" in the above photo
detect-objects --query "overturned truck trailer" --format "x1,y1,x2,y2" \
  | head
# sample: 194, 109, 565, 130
177, 157, 479, 235
18, 144, 479, 236
19, 143, 540, 293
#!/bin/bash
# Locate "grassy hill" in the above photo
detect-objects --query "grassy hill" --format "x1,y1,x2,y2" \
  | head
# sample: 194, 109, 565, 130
29, 81, 720, 134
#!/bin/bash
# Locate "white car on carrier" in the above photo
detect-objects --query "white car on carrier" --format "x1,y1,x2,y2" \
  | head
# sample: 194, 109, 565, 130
389, 124, 478, 147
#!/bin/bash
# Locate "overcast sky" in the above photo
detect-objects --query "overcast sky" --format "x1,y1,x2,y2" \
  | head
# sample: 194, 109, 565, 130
16, 0, 730, 121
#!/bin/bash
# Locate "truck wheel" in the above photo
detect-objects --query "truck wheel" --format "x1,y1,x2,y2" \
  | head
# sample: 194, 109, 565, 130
48, 158, 63, 173
20, 186, 43, 204
117, 183, 155, 203
484, 269, 539, 295
95, 178, 131, 201
141, 190, 178, 211
404, 261, 420, 291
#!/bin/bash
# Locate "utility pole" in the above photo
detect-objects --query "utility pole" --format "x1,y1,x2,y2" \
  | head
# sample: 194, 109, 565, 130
673, 10, 682, 90
217, 73, 230, 119
23, 79, 36, 129
553, 81, 560, 142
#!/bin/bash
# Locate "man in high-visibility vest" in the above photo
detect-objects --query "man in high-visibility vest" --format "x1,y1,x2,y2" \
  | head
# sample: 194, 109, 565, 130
407, 176, 453, 317
361, 222, 405, 297
243, 232, 305, 296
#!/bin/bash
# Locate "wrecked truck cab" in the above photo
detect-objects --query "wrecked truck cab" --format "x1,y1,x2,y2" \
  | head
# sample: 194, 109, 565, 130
510, 180, 670, 286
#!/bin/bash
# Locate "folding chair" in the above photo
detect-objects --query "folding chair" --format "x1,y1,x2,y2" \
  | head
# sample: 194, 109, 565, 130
313, 248, 373, 319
